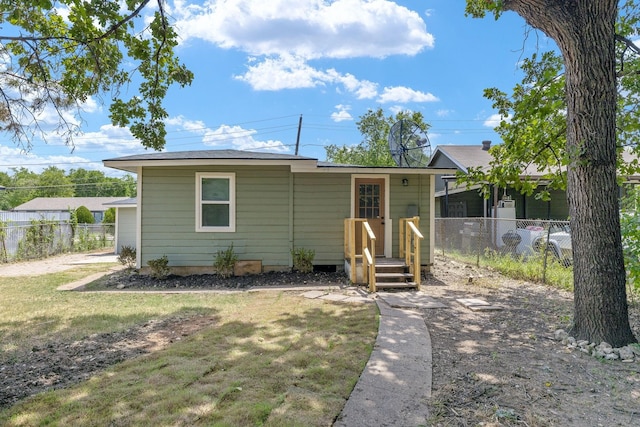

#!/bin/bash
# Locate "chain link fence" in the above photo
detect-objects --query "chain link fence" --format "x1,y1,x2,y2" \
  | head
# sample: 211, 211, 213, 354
0, 221, 114, 263
435, 218, 572, 283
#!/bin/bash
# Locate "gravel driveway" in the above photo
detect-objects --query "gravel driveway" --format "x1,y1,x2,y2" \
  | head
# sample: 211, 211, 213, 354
0, 250, 119, 277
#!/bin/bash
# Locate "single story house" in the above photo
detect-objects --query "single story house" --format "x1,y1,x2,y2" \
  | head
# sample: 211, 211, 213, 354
428, 142, 571, 219
103, 150, 454, 287
428, 142, 640, 220
12, 196, 130, 223
103, 197, 137, 254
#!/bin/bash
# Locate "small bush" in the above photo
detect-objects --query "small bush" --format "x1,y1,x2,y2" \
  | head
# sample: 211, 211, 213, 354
75, 206, 95, 224
292, 247, 315, 273
147, 255, 170, 279
118, 245, 137, 269
214, 244, 238, 278
103, 208, 116, 224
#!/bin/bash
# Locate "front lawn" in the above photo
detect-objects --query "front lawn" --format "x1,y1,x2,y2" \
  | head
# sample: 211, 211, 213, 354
0, 265, 377, 426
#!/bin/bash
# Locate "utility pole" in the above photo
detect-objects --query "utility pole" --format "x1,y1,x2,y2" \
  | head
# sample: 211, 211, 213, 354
295, 114, 302, 155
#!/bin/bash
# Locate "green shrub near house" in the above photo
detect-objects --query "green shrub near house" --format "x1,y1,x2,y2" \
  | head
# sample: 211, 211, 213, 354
75, 206, 95, 224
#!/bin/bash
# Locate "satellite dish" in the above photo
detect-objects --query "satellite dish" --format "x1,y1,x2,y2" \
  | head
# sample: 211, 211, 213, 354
388, 119, 431, 167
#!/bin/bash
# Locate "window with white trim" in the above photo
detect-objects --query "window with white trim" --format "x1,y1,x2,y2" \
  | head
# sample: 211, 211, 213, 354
196, 172, 235, 232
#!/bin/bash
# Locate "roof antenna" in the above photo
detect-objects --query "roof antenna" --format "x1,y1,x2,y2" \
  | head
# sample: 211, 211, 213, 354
295, 114, 303, 155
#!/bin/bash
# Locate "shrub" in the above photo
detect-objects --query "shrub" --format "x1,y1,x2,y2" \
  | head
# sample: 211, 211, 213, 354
147, 255, 170, 279
16, 219, 58, 260
0, 220, 8, 262
214, 244, 238, 278
102, 207, 116, 224
118, 245, 137, 270
75, 206, 95, 224
292, 247, 315, 273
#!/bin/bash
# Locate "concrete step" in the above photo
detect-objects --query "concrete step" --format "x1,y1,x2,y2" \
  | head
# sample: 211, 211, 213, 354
376, 281, 419, 289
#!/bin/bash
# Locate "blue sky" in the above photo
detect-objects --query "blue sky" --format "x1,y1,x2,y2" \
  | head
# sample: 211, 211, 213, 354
0, 0, 557, 176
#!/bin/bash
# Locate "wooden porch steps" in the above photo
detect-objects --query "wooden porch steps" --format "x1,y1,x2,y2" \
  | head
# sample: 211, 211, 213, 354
374, 259, 419, 290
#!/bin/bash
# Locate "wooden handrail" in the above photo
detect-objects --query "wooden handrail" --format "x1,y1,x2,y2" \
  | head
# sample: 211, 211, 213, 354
344, 218, 369, 283
362, 221, 376, 292
400, 216, 423, 291
343, 218, 377, 290
363, 247, 376, 292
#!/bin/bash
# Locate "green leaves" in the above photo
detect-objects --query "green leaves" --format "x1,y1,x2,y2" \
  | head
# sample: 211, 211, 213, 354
0, 0, 193, 151
324, 107, 430, 167
465, 0, 504, 19
462, 51, 568, 201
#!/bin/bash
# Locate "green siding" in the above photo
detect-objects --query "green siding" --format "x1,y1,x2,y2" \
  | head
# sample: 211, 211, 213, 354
292, 173, 351, 265
141, 166, 291, 267
389, 174, 431, 265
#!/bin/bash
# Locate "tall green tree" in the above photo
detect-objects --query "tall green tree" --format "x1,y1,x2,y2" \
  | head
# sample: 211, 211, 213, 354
68, 168, 135, 197
68, 169, 108, 197
0, 0, 193, 152
37, 166, 74, 198
0, 171, 11, 210
4, 167, 38, 208
466, 0, 637, 346
325, 108, 430, 166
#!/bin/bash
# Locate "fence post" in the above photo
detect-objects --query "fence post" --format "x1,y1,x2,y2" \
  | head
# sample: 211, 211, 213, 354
542, 226, 552, 284
476, 219, 482, 267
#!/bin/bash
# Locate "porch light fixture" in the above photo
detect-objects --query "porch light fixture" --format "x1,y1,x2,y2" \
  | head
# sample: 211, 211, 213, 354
402, 178, 409, 186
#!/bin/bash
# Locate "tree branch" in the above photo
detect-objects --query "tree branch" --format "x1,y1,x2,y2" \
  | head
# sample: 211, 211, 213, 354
0, 0, 152, 46
615, 34, 640, 77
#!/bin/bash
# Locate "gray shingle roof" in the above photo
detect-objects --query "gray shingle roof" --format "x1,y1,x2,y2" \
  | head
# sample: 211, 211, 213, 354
12, 197, 129, 212
429, 145, 493, 172
103, 149, 316, 162
429, 144, 640, 180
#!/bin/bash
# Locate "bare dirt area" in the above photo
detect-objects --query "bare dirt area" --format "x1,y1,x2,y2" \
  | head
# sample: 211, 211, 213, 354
424, 256, 640, 426
1, 254, 639, 426
0, 314, 218, 408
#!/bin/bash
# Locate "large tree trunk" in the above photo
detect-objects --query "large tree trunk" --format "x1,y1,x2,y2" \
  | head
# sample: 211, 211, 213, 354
504, 0, 636, 346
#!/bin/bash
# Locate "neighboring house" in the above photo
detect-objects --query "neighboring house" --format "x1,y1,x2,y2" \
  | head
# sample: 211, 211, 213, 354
428, 142, 571, 219
103, 197, 137, 254
12, 197, 130, 223
103, 150, 454, 277
428, 142, 640, 220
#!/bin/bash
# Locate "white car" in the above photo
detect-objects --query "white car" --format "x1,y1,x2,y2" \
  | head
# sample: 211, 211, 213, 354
533, 226, 572, 267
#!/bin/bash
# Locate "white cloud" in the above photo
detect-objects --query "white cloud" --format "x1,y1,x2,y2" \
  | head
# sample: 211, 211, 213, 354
235, 55, 380, 100
0, 144, 102, 174
66, 124, 142, 154
167, 116, 290, 152
377, 86, 439, 104
172, 0, 434, 59
235, 55, 327, 90
330, 71, 378, 99
484, 113, 511, 128
331, 105, 353, 122
436, 109, 452, 117
173, 1, 436, 106
389, 105, 404, 115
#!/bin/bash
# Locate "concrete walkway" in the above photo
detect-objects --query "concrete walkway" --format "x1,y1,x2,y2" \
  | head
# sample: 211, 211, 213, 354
332, 295, 438, 427
301, 289, 442, 426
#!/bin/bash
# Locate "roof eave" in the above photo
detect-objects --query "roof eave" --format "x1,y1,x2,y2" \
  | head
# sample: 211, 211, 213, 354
292, 163, 458, 174
104, 158, 320, 173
